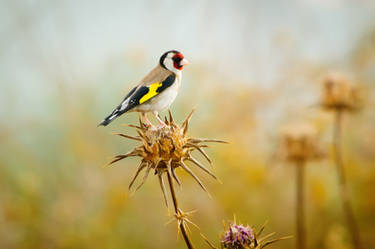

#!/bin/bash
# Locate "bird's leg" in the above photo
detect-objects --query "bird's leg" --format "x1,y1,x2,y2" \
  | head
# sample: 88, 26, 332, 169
153, 111, 167, 128
141, 113, 153, 127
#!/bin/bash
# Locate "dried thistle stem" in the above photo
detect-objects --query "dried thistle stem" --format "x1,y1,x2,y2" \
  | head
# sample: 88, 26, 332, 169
333, 110, 363, 249
108, 110, 225, 249
166, 171, 195, 249
295, 160, 306, 249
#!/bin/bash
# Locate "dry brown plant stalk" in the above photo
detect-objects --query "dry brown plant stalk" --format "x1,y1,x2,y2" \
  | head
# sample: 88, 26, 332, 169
279, 123, 324, 249
108, 110, 227, 249
321, 72, 363, 249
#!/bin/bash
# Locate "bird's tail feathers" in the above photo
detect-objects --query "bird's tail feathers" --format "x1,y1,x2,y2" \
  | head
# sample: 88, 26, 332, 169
98, 109, 123, 126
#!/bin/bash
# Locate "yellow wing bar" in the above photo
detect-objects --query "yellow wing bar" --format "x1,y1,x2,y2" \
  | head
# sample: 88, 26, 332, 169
139, 82, 162, 104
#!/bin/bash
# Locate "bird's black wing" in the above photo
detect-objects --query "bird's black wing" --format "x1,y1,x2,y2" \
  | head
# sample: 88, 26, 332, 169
98, 74, 176, 126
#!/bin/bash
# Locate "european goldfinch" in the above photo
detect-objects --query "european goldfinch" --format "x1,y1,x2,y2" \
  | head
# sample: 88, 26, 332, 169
99, 50, 190, 127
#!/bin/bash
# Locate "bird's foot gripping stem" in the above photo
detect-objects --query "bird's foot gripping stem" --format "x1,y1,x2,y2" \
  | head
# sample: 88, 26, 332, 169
141, 113, 154, 128
154, 112, 167, 128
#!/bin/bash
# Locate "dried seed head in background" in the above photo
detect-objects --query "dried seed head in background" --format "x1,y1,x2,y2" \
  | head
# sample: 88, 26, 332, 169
321, 72, 362, 111
108, 110, 226, 206
278, 122, 324, 163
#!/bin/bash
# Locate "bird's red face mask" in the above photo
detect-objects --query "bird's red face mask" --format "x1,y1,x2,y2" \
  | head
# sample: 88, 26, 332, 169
172, 53, 190, 70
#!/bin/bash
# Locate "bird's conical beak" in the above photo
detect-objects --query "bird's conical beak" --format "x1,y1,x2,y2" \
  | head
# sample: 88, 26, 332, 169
180, 58, 190, 66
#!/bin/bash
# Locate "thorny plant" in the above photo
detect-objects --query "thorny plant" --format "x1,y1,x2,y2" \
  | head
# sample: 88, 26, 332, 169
321, 72, 364, 249
108, 110, 227, 249
201, 218, 291, 249
278, 122, 324, 249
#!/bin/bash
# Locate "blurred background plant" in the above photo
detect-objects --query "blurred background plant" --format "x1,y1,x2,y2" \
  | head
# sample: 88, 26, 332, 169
277, 122, 324, 249
320, 72, 365, 249
1, 1, 375, 249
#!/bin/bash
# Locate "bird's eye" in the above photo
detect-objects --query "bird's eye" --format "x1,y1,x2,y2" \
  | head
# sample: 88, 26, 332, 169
172, 53, 184, 69
172, 53, 184, 61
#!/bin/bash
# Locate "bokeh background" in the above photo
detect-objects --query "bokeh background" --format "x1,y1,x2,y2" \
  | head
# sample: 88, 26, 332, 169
1, 0, 375, 248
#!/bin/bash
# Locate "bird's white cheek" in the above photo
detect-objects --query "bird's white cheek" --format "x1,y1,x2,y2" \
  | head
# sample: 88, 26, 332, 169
164, 59, 173, 71
163, 58, 180, 73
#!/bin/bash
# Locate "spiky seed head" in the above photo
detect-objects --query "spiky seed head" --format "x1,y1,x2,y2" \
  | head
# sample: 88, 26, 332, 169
321, 72, 362, 111
278, 122, 324, 162
108, 110, 226, 205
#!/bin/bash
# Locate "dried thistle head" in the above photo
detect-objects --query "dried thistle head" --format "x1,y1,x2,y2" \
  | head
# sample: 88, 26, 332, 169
109, 110, 226, 206
278, 122, 324, 163
321, 72, 362, 111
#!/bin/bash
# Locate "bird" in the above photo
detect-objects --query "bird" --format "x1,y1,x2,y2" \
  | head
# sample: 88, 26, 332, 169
98, 50, 190, 127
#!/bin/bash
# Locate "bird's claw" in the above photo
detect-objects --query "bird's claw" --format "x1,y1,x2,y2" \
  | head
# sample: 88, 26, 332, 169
158, 122, 167, 129
144, 123, 153, 128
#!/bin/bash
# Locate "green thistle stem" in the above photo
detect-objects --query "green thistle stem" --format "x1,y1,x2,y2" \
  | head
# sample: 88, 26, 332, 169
166, 171, 195, 249
333, 110, 363, 249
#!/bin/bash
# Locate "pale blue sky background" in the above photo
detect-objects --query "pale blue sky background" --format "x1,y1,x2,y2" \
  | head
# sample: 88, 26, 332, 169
0, 0, 374, 120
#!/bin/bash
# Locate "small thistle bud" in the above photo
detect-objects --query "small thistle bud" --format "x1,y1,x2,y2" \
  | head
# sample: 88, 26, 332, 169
321, 72, 362, 111
221, 223, 254, 249
278, 122, 323, 163
206, 220, 291, 249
